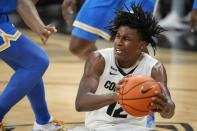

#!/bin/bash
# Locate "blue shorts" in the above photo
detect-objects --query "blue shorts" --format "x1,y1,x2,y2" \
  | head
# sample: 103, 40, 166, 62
0, 14, 21, 52
72, 0, 157, 42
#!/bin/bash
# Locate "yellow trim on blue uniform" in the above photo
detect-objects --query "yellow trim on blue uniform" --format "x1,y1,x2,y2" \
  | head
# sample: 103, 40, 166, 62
0, 29, 21, 52
153, 0, 160, 17
73, 21, 110, 40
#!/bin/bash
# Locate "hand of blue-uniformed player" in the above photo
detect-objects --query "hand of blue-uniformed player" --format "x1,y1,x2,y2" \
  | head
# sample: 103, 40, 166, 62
61, 0, 76, 24
190, 9, 197, 32
38, 24, 57, 45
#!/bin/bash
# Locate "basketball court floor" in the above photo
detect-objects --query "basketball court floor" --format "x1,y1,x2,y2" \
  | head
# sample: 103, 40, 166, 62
0, 29, 197, 131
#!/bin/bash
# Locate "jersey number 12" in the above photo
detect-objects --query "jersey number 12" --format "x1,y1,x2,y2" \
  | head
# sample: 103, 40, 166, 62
106, 102, 127, 118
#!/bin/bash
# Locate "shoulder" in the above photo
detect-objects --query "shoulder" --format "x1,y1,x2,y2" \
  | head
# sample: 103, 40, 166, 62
84, 51, 106, 76
97, 48, 113, 56
143, 53, 158, 62
87, 51, 105, 64
152, 61, 165, 72
142, 53, 158, 68
151, 61, 167, 84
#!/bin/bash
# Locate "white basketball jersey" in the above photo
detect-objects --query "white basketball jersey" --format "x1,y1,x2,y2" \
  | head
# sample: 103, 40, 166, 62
85, 48, 158, 130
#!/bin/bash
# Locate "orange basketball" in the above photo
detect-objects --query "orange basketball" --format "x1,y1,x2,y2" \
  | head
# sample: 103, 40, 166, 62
118, 74, 162, 117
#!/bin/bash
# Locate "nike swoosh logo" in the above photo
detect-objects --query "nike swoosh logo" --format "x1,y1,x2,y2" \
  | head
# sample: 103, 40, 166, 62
109, 72, 118, 75
141, 86, 155, 94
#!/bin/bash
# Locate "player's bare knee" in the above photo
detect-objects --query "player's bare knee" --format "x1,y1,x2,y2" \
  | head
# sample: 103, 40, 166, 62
69, 42, 83, 56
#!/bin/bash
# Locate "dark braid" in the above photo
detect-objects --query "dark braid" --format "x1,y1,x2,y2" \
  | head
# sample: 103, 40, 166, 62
105, 1, 165, 55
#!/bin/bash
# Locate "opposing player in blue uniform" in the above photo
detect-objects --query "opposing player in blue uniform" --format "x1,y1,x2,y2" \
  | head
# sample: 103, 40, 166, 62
62, 0, 158, 59
0, 0, 67, 130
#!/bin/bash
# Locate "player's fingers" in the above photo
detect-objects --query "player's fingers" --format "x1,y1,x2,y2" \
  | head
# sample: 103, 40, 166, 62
61, 1, 70, 24
118, 78, 128, 87
150, 103, 162, 112
152, 97, 166, 108
40, 27, 50, 36
191, 20, 195, 32
151, 109, 162, 113
118, 78, 125, 84
38, 29, 50, 45
40, 35, 47, 45
62, 10, 70, 24
116, 84, 123, 92
154, 91, 168, 103
46, 24, 57, 33
70, 0, 76, 14
41, 26, 56, 40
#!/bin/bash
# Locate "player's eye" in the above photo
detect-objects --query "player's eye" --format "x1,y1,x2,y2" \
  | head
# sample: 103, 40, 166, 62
116, 33, 120, 38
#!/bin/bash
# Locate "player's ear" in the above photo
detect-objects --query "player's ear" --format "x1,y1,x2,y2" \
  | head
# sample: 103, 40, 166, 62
139, 41, 146, 51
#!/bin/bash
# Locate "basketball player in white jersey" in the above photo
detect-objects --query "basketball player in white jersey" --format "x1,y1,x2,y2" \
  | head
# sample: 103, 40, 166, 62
73, 2, 175, 131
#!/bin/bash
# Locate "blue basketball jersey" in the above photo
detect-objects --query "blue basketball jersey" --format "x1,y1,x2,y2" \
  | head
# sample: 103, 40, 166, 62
0, 0, 17, 14
0, 0, 19, 52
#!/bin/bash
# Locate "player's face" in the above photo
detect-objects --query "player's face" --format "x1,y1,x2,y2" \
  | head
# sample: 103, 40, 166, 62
114, 26, 145, 65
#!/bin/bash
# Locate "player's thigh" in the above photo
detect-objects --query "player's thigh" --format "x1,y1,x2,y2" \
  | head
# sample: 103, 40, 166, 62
0, 34, 49, 68
70, 35, 95, 51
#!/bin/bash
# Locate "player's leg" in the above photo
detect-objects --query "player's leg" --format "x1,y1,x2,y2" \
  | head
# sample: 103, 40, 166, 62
70, 0, 121, 59
0, 34, 50, 122
28, 79, 68, 130
69, 35, 97, 60
27, 80, 50, 124
0, 59, 51, 126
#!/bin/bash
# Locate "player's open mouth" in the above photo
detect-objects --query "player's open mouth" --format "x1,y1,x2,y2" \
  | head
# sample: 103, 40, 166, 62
115, 48, 123, 54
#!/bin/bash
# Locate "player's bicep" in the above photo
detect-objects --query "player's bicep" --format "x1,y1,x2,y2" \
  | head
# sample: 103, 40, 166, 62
151, 62, 171, 97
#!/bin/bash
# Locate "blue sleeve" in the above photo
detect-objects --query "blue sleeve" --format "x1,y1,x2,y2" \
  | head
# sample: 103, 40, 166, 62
193, 0, 197, 9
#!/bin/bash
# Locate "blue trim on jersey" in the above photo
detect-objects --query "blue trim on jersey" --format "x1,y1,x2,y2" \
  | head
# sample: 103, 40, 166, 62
193, 0, 197, 9
0, 0, 17, 14
0, 14, 18, 48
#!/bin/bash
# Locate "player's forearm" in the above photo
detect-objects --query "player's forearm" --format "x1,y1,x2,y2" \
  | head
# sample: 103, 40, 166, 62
75, 93, 117, 112
17, 0, 44, 34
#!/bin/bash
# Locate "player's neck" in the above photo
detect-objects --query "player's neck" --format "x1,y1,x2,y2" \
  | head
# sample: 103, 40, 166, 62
116, 53, 143, 68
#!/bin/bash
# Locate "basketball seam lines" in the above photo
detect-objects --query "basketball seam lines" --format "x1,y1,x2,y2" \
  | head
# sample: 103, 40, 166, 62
121, 103, 150, 112
119, 80, 156, 95
119, 95, 158, 100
